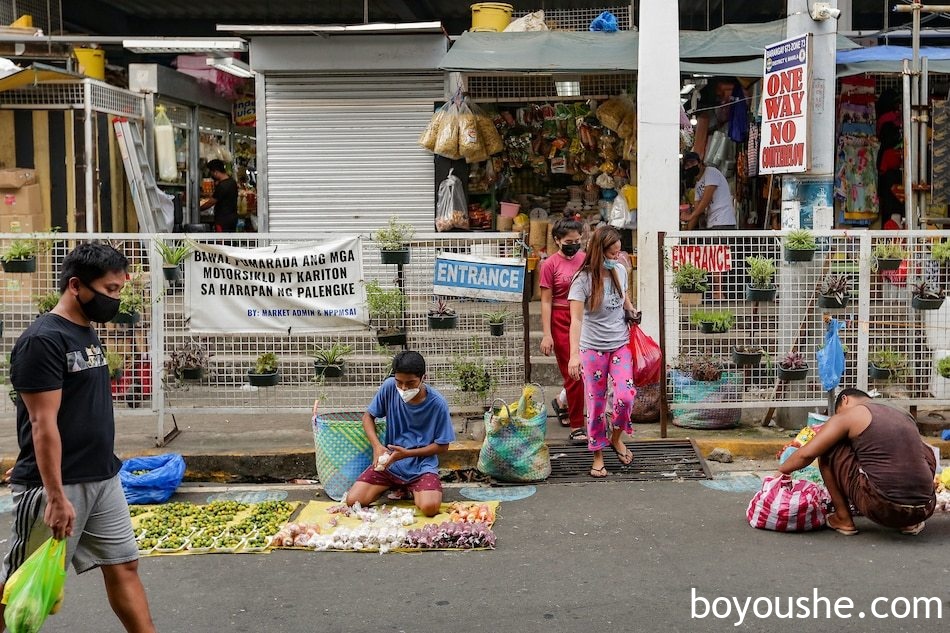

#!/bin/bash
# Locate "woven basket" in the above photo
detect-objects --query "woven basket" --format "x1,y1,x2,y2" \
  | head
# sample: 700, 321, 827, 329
313, 412, 386, 501
671, 370, 741, 430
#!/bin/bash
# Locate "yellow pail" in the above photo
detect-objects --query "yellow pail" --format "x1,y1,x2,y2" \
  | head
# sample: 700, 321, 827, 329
73, 48, 105, 80
471, 3, 513, 32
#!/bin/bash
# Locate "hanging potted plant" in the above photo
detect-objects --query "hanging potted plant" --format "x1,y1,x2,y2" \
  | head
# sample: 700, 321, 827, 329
448, 355, 497, 402
311, 343, 353, 378
689, 309, 734, 334
910, 280, 946, 310
936, 356, 950, 380
784, 229, 817, 262
776, 351, 808, 382
111, 279, 145, 325
34, 292, 59, 316
672, 354, 725, 382
732, 345, 764, 367
671, 262, 709, 306
427, 297, 458, 330
156, 240, 192, 282
166, 339, 209, 382
0, 233, 55, 274
365, 280, 408, 346
373, 216, 415, 265
483, 309, 512, 336
869, 349, 908, 381
817, 273, 851, 309
872, 242, 908, 272
248, 352, 279, 387
744, 256, 777, 302
106, 350, 125, 382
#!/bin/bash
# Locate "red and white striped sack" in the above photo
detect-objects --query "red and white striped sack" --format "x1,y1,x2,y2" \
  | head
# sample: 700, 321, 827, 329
746, 475, 828, 532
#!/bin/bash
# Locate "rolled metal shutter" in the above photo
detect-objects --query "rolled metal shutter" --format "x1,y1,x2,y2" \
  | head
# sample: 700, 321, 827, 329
262, 72, 443, 235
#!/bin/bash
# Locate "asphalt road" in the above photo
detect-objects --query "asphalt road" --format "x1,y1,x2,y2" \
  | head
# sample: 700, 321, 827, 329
3, 479, 949, 633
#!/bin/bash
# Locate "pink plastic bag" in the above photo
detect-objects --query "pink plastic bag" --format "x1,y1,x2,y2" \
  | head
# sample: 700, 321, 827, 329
746, 475, 828, 532
628, 325, 661, 386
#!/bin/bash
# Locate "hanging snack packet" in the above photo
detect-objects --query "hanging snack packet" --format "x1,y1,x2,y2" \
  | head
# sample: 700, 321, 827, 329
434, 102, 461, 160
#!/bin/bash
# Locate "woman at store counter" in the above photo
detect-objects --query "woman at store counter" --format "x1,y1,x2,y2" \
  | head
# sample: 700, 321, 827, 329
539, 216, 587, 443
199, 159, 239, 232
567, 225, 641, 478
679, 151, 737, 231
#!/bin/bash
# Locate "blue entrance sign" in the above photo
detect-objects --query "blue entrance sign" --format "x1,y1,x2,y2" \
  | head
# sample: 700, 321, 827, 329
433, 253, 525, 302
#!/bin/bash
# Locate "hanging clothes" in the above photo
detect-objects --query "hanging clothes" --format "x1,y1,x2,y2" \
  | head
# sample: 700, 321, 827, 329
835, 135, 880, 222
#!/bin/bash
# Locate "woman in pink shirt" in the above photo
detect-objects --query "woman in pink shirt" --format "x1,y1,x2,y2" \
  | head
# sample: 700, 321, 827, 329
539, 216, 587, 442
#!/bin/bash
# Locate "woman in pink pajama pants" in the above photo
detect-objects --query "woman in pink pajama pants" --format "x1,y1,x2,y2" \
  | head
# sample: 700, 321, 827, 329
567, 226, 639, 478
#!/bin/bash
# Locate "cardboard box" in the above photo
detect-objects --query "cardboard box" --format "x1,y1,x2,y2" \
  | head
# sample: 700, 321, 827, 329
0, 184, 42, 215
0, 168, 36, 189
0, 213, 46, 234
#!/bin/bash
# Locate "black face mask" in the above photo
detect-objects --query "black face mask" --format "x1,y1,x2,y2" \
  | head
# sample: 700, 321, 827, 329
684, 166, 700, 183
561, 243, 582, 257
78, 284, 121, 323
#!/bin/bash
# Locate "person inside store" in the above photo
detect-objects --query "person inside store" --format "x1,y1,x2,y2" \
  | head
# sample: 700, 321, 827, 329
1, 242, 156, 632
345, 351, 455, 517
679, 151, 737, 230
200, 158, 239, 232
540, 215, 587, 443
777, 388, 937, 536
567, 225, 641, 478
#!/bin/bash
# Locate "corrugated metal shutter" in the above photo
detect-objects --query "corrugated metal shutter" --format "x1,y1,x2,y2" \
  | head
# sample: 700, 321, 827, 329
262, 72, 443, 235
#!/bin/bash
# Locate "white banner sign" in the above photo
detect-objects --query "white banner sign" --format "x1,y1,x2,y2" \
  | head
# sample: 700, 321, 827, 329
185, 237, 367, 333
759, 34, 810, 174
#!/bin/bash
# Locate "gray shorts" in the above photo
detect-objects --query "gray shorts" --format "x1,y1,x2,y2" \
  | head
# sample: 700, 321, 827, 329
0, 475, 138, 582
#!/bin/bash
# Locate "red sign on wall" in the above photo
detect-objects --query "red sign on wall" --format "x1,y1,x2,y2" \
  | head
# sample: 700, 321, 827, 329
671, 245, 732, 272
758, 34, 810, 174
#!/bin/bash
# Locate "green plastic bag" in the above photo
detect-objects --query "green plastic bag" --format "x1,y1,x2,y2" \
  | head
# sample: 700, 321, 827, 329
2, 538, 67, 633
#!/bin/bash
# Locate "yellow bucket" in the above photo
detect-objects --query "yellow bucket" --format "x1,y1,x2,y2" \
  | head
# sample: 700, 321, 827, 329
73, 48, 105, 80
471, 3, 513, 32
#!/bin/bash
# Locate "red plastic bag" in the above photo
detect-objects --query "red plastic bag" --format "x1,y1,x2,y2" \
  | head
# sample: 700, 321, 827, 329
628, 325, 661, 386
746, 475, 828, 532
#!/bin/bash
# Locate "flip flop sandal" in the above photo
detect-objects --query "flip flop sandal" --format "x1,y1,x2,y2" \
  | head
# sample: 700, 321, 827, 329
610, 444, 634, 465
900, 522, 925, 535
569, 428, 588, 443
589, 466, 608, 478
825, 518, 858, 536
551, 399, 570, 427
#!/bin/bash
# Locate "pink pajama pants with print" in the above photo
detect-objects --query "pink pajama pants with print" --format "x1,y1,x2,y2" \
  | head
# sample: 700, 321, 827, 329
580, 346, 636, 451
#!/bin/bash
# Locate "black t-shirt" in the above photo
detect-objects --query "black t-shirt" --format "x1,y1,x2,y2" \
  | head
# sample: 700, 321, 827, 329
9, 313, 121, 486
212, 176, 239, 229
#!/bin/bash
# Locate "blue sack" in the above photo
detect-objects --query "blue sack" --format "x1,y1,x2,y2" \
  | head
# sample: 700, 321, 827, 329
589, 11, 618, 32
119, 454, 186, 504
817, 318, 845, 392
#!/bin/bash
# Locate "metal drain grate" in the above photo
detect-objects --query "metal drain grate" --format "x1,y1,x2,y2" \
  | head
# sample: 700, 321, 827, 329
543, 439, 711, 483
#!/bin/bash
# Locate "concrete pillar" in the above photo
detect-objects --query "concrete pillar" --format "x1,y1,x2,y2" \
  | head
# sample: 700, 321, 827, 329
636, 0, 681, 341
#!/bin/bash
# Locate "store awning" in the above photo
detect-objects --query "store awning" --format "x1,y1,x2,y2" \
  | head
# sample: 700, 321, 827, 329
0, 63, 83, 93
836, 45, 950, 76
680, 20, 859, 59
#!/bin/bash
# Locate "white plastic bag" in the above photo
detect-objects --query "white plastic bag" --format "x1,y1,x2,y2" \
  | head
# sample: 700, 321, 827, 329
154, 106, 178, 182
504, 10, 547, 32
435, 169, 469, 232
609, 193, 629, 229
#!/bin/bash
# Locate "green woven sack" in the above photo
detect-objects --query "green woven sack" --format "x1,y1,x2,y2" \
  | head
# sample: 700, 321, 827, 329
313, 412, 386, 501
477, 388, 550, 483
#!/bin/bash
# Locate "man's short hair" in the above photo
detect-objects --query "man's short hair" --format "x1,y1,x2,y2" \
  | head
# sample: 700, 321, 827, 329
392, 350, 426, 378
206, 159, 226, 174
58, 242, 128, 292
834, 387, 870, 412
682, 151, 702, 165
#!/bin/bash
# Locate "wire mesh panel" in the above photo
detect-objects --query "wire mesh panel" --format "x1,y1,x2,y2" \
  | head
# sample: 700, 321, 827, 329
0, 82, 85, 108
513, 5, 633, 31
0, 0, 62, 34
466, 73, 636, 103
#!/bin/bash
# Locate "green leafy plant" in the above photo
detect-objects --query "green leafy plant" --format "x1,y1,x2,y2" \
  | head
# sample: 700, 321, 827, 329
818, 273, 851, 302
931, 241, 950, 264
105, 350, 124, 380
310, 343, 353, 366
689, 309, 734, 332
483, 309, 512, 325
911, 280, 945, 300
364, 280, 407, 333
745, 256, 776, 289
673, 354, 724, 382
873, 242, 908, 260
165, 339, 210, 378
428, 297, 456, 317
34, 292, 59, 314
156, 240, 192, 266
372, 216, 415, 251
779, 351, 807, 370
784, 229, 817, 251
0, 232, 56, 262
671, 262, 709, 295
118, 280, 145, 316
253, 352, 278, 374
870, 349, 908, 379
447, 338, 501, 402
937, 356, 950, 379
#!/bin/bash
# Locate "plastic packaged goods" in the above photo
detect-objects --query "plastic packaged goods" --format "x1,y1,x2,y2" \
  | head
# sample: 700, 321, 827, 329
154, 106, 178, 182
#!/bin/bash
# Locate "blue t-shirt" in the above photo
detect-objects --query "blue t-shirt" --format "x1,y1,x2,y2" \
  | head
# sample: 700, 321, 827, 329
367, 378, 455, 482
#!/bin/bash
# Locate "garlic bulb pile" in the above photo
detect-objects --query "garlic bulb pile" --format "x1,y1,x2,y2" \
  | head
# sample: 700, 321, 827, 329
308, 519, 409, 554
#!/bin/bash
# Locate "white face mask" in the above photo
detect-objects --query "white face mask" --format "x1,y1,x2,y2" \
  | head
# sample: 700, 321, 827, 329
398, 387, 420, 403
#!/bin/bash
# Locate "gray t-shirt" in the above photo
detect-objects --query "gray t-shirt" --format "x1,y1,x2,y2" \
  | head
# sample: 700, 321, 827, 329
696, 165, 736, 228
568, 265, 628, 351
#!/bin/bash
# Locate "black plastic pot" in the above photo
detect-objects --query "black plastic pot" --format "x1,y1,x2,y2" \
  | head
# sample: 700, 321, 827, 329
868, 364, 892, 381
380, 249, 410, 265
179, 367, 203, 381
818, 294, 849, 309
732, 347, 763, 367
912, 295, 945, 310
1, 257, 36, 273
162, 265, 181, 282
698, 322, 728, 334
377, 331, 407, 347
111, 311, 141, 325
784, 247, 816, 262
248, 371, 280, 387
777, 366, 808, 382
489, 322, 505, 336
427, 314, 458, 330
876, 257, 903, 271
678, 290, 704, 306
745, 285, 777, 302
313, 363, 344, 378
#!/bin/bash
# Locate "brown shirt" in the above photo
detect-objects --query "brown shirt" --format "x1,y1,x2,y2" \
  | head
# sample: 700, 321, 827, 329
851, 403, 936, 505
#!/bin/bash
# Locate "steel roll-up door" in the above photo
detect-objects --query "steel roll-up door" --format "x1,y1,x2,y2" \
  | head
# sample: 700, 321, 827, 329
262, 73, 443, 234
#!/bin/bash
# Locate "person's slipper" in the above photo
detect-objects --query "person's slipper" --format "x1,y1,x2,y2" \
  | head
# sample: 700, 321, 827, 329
900, 521, 925, 535
589, 466, 608, 478
569, 428, 588, 444
610, 444, 634, 465
826, 518, 859, 536
551, 399, 570, 427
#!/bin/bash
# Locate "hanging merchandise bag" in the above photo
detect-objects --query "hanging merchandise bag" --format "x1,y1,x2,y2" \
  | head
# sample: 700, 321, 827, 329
477, 386, 551, 483
2, 538, 67, 633
418, 103, 447, 152
435, 169, 469, 232
817, 318, 846, 392
434, 102, 461, 160
458, 102, 488, 164
118, 453, 186, 504
628, 324, 662, 386
746, 474, 828, 532
470, 102, 505, 156
153, 105, 178, 182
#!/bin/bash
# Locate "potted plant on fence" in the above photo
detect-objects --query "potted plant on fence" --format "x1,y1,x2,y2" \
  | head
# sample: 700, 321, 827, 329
311, 343, 353, 378
872, 242, 908, 271
1, 233, 55, 273
776, 351, 808, 382
105, 350, 125, 382
484, 309, 512, 336
112, 278, 145, 325
732, 345, 765, 367
365, 280, 407, 346
34, 292, 59, 316
745, 256, 777, 302
248, 352, 279, 387
784, 229, 818, 262
869, 349, 908, 381
672, 354, 725, 382
817, 273, 851, 309
156, 240, 192, 282
448, 355, 497, 403
427, 297, 458, 330
167, 339, 209, 382
671, 262, 709, 305
936, 356, 950, 380
911, 280, 946, 310
689, 309, 734, 334
373, 216, 415, 265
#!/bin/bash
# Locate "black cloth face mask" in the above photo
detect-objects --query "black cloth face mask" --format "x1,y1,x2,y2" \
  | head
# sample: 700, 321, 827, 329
78, 284, 121, 323
561, 243, 582, 257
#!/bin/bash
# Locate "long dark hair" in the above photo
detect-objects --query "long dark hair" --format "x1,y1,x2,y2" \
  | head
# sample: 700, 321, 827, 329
576, 226, 622, 313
